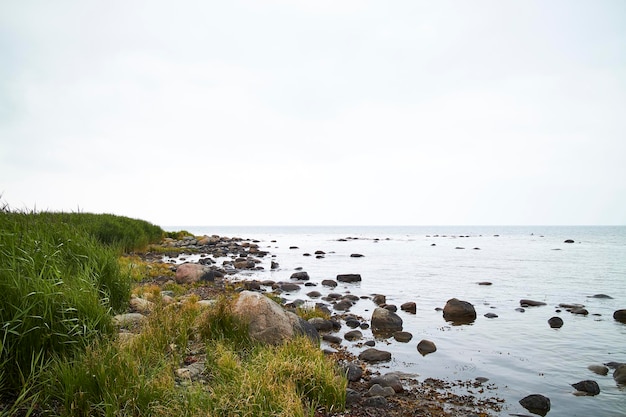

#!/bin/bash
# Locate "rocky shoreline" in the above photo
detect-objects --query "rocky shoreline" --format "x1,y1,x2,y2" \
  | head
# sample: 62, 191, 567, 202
126, 233, 625, 417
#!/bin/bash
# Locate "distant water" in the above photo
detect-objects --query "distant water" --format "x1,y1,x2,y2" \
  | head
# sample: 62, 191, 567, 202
170, 225, 626, 416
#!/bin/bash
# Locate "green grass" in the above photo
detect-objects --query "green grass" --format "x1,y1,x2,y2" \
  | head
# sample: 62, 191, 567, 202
0, 208, 346, 416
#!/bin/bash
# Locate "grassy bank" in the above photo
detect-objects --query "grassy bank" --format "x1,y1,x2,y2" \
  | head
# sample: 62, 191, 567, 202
0, 209, 346, 416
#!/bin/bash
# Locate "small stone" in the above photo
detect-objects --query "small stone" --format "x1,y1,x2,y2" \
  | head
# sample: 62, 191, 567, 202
484, 312, 498, 318
571, 380, 600, 396
393, 331, 413, 343
400, 302, 416, 314
587, 364, 609, 376
519, 394, 550, 416
417, 339, 437, 356
344, 330, 363, 341
548, 316, 564, 328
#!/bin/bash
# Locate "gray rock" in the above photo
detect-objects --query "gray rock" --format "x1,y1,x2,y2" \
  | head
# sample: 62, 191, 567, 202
290, 271, 310, 280
484, 312, 498, 319
417, 339, 437, 356
614, 364, 626, 384
306, 291, 322, 298
308, 317, 334, 332
344, 330, 363, 341
112, 313, 146, 327
232, 291, 301, 345
322, 334, 342, 345
371, 307, 403, 333
520, 299, 546, 307
366, 384, 395, 397
589, 293, 613, 299
587, 364, 609, 376
336, 274, 361, 283
548, 316, 564, 328
363, 396, 387, 407
393, 331, 413, 343
571, 380, 600, 396
443, 298, 477, 324
359, 348, 392, 363
369, 373, 403, 393
333, 300, 353, 311
519, 394, 550, 416
400, 301, 416, 314
321, 280, 338, 288
613, 309, 626, 323
280, 282, 301, 292
346, 388, 361, 405
372, 294, 386, 306
341, 362, 363, 382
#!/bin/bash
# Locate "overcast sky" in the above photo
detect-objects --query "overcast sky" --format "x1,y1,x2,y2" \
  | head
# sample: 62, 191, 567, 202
1, 1, 625, 227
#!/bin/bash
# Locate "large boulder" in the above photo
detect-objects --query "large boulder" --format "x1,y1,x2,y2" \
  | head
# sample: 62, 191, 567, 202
443, 298, 477, 324
175, 263, 211, 284
232, 291, 318, 345
371, 307, 403, 334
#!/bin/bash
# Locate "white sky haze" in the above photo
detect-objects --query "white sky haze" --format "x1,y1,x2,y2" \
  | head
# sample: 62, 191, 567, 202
1, 1, 625, 226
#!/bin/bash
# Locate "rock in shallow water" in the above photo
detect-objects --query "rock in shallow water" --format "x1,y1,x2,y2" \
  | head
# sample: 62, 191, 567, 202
548, 316, 564, 328
359, 348, 392, 363
613, 309, 626, 323
587, 364, 609, 376
371, 307, 403, 333
417, 339, 437, 356
443, 298, 476, 324
519, 394, 550, 416
571, 380, 600, 396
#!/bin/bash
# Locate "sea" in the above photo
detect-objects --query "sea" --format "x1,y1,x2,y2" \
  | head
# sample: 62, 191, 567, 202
167, 225, 626, 416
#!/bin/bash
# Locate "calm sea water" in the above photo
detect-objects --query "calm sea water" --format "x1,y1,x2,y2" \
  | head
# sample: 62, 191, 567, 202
171, 225, 626, 416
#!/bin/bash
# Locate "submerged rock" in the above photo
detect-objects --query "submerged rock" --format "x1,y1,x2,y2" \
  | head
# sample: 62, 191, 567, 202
587, 364, 609, 376
520, 299, 547, 307
614, 364, 626, 384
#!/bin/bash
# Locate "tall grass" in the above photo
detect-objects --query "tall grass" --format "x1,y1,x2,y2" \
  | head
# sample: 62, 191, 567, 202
0, 209, 131, 402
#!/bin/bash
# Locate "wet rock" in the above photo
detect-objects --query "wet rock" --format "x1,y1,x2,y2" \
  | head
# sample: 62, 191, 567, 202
477, 281, 492, 286
344, 330, 363, 341
484, 312, 498, 319
350, 253, 364, 258
345, 318, 361, 328
372, 294, 386, 306
417, 339, 437, 356
333, 300, 353, 311
443, 298, 477, 324
364, 340, 376, 347
369, 373, 403, 393
359, 348, 392, 363
515, 307, 526, 313
559, 303, 584, 309
383, 304, 398, 312
520, 299, 547, 307
290, 271, 310, 280
614, 364, 626, 384
393, 331, 413, 343
336, 274, 361, 283
371, 307, 403, 333
589, 293, 613, 299
587, 364, 609, 376
401, 301, 416, 314
306, 291, 322, 298
322, 334, 342, 345
270, 261, 279, 269
280, 282, 301, 292
548, 317, 564, 328
613, 309, 626, 323
519, 394, 550, 416
571, 380, 600, 396
570, 307, 589, 315
366, 384, 395, 397
564, 239, 575, 243
321, 279, 338, 288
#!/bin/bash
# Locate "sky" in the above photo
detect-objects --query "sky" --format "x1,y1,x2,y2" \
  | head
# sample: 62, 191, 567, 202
1, 0, 625, 227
